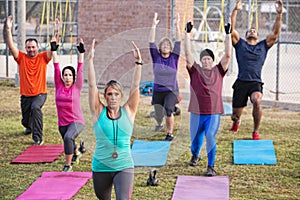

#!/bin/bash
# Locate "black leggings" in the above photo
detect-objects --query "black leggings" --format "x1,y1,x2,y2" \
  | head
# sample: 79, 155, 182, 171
93, 168, 134, 200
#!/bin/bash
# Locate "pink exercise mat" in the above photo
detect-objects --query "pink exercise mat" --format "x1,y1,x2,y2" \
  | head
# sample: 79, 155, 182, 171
15, 172, 92, 200
172, 176, 229, 200
11, 144, 64, 164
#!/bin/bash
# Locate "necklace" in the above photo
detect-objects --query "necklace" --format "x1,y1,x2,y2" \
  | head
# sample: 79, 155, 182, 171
112, 119, 118, 159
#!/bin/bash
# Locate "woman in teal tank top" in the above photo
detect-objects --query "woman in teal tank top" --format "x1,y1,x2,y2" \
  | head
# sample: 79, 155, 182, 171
88, 39, 142, 200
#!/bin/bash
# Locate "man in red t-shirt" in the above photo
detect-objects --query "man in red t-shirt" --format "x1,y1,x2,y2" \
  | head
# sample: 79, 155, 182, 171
184, 20, 232, 176
5, 16, 52, 145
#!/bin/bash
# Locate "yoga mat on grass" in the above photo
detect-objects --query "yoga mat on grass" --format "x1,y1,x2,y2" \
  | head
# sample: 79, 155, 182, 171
11, 144, 64, 163
131, 140, 171, 167
15, 172, 92, 200
172, 176, 229, 200
233, 140, 277, 165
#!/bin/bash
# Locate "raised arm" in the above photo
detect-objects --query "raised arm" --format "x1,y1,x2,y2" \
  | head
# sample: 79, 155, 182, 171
50, 37, 62, 87
184, 21, 195, 69
77, 38, 85, 63
220, 21, 232, 72
51, 37, 59, 63
175, 13, 181, 41
88, 39, 103, 123
5, 16, 19, 59
266, 0, 283, 48
75, 38, 85, 89
46, 18, 60, 60
124, 41, 142, 122
149, 13, 159, 43
231, 0, 241, 45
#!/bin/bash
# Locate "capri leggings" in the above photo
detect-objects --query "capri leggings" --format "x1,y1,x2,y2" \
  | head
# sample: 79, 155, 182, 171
152, 90, 178, 122
93, 168, 134, 200
190, 113, 220, 167
59, 122, 84, 155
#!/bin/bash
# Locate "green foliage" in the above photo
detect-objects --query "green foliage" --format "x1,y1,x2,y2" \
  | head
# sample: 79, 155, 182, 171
0, 82, 299, 200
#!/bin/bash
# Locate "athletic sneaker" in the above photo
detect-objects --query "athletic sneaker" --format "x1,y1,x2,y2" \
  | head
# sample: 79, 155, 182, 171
33, 140, 44, 145
24, 128, 31, 135
206, 166, 216, 176
252, 132, 260, 140
154, 124, 164, 132
62, 164, 73, 172
165, 133, 174, 141
71, 152, 82, 165
78, 140, 86, 153
230, 121, 240, 132
189, 155, 200, 166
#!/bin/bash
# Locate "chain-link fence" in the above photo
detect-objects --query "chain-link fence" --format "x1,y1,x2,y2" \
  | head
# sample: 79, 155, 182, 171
0, 1, 78, 47
193, 0, 300, 104
0, 0, 299, 104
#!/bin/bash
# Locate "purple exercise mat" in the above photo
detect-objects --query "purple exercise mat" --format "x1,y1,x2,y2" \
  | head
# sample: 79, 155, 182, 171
15, 172, 92, 200
172, 176, 229, 200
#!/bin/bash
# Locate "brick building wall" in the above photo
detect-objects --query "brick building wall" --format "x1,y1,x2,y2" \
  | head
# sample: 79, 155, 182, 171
78, 0, 193, 89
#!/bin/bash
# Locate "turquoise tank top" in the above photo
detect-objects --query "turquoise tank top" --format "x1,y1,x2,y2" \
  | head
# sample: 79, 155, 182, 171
92, 107, 134, 172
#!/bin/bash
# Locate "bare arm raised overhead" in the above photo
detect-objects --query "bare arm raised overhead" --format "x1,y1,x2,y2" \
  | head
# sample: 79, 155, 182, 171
5, 16, 19, 59
266, 0, 283, 48
175, 13, 181, 42
149, 13, 160, 43
51, 18, 60, 63
231, 0, 242, 45
88, 39, 104, 123
123, 41, 142, 122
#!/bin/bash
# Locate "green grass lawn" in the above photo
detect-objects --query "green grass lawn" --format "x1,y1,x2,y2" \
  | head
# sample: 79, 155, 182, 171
0, 79, 299, 200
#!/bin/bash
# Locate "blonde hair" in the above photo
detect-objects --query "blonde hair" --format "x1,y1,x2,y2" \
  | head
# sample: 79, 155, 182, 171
104, 80, 123, 97
158, 37, 173, 54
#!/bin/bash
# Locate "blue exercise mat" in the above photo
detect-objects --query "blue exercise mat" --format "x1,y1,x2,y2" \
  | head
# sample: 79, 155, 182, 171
233, 140, 277, 165
131, 140, 171, 167
223, 102, 232, 116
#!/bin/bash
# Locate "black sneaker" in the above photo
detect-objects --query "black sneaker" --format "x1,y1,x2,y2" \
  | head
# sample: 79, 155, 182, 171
24, 128, 31, 135
71, 152, 82, 165
174, 106, 181, 116
189, 155, 200, 166
62, 164, 73, 172
154, 124, 164, 132
78, 140, 86, 153
206, 166, 216, 176
33, 140, 44, 146
165, 133, 174, 141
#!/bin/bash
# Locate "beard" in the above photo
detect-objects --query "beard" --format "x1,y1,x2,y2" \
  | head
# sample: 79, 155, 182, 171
246, 35, 257, 40
27, 51, 37, 57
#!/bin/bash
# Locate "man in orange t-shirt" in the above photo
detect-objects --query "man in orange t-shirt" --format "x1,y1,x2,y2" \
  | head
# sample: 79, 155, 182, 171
5, 16, 52, 145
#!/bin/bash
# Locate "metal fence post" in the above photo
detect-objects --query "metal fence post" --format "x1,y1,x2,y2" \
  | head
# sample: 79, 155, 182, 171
276, 34, 281, 101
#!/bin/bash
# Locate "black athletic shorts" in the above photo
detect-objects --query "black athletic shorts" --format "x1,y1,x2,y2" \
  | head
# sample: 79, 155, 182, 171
232, 79, 263, 108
